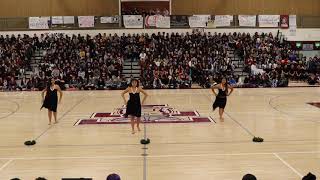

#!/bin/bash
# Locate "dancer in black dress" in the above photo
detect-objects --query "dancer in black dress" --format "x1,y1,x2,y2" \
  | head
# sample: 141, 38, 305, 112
211, 77, 233, 122
121, 79, 148, 134
41, 78, 63, 125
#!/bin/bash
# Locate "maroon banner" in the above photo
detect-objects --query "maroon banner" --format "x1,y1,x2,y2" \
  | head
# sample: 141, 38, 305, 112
280, 15, 289, 28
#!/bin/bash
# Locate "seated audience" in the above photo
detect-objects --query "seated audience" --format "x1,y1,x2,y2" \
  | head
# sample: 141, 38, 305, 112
1, 32, 318, 91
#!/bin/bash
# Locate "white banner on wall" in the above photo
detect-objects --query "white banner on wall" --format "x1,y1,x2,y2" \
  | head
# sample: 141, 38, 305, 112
78, 16, 95, 28
188, 15, 210, 28
100, 16, 119, 24
238, 15, 256, 27
100, 17, 114, 24
156, 16, 170, 28
123, 15, 143, 28
63, 16, 75, 24
29, 17, 50, 29
51, 16, 63, 24
258, 15, 280, 27
214, 15, 233, 27
289, 15, 297, 36
52, 16, 75, 25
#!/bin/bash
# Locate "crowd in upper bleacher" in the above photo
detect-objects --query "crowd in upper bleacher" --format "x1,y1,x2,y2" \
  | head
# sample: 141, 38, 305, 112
121, 8, 169, 16
0, 32, 319, 91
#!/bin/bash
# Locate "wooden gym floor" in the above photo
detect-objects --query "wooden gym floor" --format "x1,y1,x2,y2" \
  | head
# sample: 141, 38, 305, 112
0, 88, 319, 180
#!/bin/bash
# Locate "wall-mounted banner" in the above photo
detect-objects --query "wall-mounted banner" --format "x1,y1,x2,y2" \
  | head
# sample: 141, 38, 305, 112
78, 16, 95, 28
214, 15, 233, 27
289, 15, 297, 36
63, 16, 75, 24
123, 15, 143, 28
258, 15, 280, 27
29, 17, 50, 29
51, 16, 63, 24
100, 16, 119, 24
280, 15, 289, 28
145, 15, 170, 28
156, 16, 170, 28
145, 15, 157, 27
170, 15, 189, 28
238, 15, 256, 27
188, 15, 210, 28
52, 16, 75, 25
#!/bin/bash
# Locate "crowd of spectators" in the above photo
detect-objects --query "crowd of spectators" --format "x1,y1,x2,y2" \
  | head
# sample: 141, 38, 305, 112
139, 32, 235, 89
121, 8, 169, 16
0, 31, 319, 91
234, 32, 320, 87
31, 33, 125, 90
0, 34, 34, 90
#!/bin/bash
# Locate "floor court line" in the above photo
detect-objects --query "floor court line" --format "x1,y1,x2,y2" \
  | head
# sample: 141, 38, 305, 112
202, 91, 256, 137
268, 94, 319, 123
273, 153, 303, 178
0, 99, 20, 120
0, 151, 319, 160
34, 94, 89, 141
0, 159, 13, 171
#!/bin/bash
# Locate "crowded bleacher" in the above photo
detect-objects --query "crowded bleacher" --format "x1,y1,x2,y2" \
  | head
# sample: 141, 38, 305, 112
0, 32, 319, 91
122, 8, 170, 16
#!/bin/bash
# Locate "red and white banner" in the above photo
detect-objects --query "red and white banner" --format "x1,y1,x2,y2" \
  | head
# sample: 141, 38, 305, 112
145, 15, 157, 27
258, 15, 280, 27
238, 15, 256, 27
145, 15, 170, 28
78, 16, 95, 28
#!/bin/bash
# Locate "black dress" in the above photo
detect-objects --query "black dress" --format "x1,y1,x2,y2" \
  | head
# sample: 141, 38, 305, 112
41, 87, 58, 112
125, 91, 142, 118
212, 86, 227, 110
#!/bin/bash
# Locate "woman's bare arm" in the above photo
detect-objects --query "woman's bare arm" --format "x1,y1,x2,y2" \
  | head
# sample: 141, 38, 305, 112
139, 87, 148, 105
121, 88, 130, 104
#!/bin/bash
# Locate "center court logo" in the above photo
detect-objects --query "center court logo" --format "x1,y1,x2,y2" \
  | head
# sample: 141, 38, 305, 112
74, 104, 215, 125
307, 102, 320, 109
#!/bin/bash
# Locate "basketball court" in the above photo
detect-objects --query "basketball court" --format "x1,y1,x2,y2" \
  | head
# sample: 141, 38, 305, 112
0, 87, 319, 179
